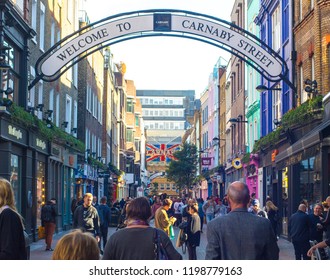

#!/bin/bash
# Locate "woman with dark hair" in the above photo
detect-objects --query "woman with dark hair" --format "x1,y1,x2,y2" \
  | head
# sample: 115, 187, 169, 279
102, 197, 182, 260
186, 203, 201, 260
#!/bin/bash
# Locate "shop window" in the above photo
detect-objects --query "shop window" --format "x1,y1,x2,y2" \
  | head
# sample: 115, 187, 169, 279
10, 154, 21, 212
36, 161, 46, 227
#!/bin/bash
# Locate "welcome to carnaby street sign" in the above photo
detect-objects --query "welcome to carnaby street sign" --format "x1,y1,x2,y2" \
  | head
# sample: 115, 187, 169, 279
29, 9, 288, 89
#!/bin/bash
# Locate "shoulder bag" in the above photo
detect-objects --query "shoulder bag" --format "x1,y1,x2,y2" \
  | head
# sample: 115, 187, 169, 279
153, 228, 169, 260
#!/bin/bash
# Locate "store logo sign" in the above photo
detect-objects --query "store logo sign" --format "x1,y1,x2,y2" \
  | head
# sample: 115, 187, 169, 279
36, 138, 46, 150
8, 125, 22, 140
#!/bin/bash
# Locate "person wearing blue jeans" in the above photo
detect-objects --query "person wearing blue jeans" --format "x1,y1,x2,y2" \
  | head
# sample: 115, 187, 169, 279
203, 196, 216, 224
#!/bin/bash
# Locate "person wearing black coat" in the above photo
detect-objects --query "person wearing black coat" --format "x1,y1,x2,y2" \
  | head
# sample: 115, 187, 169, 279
186, 203, 201, 260
288, 204, 311, 260
41, 198, 57, 251
0, 178, 27, 260
309, 203, 324, 243
97, 196, 111, 250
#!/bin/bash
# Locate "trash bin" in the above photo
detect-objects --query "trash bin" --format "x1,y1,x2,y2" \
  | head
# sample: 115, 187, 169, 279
109, 207, 120, 227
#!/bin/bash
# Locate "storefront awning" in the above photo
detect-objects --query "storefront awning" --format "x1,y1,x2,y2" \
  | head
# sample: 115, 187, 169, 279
275, 118, 330, 169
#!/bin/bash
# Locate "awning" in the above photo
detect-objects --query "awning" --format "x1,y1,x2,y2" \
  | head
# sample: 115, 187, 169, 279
275, 118, 330, 168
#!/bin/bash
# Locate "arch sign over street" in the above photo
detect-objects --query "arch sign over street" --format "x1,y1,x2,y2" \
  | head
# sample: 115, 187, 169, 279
30, 9, 288, 89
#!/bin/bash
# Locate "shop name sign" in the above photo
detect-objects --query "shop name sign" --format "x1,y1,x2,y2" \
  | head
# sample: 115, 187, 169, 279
8, 125, 22, 140
39, 11, 284, 79
36, 138, 47, 150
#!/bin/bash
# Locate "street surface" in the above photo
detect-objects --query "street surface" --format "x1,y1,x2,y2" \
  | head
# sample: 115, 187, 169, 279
30, 222, 295, 260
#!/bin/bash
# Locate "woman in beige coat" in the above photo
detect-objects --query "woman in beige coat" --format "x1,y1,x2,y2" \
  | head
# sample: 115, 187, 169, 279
154, 198, 176, 236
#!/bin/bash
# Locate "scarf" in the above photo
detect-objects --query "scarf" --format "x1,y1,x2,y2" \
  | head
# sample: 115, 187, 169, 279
126, 219, 149, 227
191, 214, 201, 234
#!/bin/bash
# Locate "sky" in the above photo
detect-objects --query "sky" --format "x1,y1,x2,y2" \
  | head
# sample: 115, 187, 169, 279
84, 0, 235, 97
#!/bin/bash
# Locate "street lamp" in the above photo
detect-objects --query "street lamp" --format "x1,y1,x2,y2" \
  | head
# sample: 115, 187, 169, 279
256, 84, 282, 93
229, 118, 248, 123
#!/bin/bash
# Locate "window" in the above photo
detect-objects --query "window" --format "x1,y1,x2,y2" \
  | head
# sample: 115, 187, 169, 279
311, 55, 315, 81
37, 81, 43, 120
135, 116, 139, 126
51, 20, 56, 47
126, 129, 133, 142
127, 99, 134, 113
272, 6, 281, 51
39, 2, 45, 51
31, 0, 37, 40
272, 85, 282, 130
56, 93, 60, 127
300, 66, 307, 103
10, 154, 21, 212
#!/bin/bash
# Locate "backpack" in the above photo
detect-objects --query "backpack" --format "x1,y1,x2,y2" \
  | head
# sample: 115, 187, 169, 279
41, 205, 53, 222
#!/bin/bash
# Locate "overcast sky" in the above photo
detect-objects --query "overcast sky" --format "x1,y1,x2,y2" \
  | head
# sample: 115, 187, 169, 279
84, 0, 235, 97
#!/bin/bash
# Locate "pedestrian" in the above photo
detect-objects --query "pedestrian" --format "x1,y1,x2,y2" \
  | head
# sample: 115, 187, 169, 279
205, 181, 279, 260
186, 203, 201, 260
98, 196, 111, 251
0, 177, 27, 260
154, 198, 176, 237
309, 203, 324, 243
41, 198, 57, 251
307, 238, 330, 258
73, 193, 100, 244
52, 229, 100, 260
265, 200, 279, 238
70, 198, 78, 216
92, 196, 99, 207
202, 196, 216, 223
321, 196, 330, 240
197, 198, 205, 232
288, 204, 311, 260
102, 197, 182, 260
250, 199, 268, 218
150, 196, 162, 219
214, 198, 227, 218
173, 198, 184, 226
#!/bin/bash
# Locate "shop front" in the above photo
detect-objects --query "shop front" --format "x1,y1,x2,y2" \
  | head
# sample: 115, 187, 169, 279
276, 126, 330, 237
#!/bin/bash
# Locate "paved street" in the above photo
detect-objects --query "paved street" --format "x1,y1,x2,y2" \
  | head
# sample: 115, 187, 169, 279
30, 223, 295, 260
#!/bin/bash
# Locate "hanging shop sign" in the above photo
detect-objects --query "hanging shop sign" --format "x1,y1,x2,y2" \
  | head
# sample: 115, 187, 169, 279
30, 9, 287, 88
232, 158, 242, 169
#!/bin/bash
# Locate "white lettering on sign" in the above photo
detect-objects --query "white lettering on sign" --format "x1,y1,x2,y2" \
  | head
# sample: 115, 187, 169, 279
40, 13, 283, 79
8, 125, 22, 140
41, 15, 153, 76
172, 15, 281, 77
36, 138, 46, 150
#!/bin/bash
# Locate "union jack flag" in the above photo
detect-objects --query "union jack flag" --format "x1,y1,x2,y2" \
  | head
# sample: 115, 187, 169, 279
146, 143, 180, 162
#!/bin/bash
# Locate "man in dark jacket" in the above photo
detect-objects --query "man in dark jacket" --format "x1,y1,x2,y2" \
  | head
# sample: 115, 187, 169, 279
41, 198, 57, 251
98, 196, 111, 251
289, 204, 311, 260
205, 181, 279, 260
73, 193, 100, 243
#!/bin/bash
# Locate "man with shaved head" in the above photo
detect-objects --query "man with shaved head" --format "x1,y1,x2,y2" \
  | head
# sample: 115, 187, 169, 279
205, 181, 279, 259
288, 204, 311, 260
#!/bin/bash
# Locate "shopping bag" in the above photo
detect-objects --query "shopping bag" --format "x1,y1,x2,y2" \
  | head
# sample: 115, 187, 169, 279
38, 226, 45, 239
169, 225, 175, 240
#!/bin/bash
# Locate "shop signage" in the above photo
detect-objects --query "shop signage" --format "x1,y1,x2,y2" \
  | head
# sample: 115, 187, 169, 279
232, 158, 242, 169
8, 125, 22, 140
36, 138, 46, 150
201, 157, 212, 166
34, 10, 286, 85
0, 120, 27, 145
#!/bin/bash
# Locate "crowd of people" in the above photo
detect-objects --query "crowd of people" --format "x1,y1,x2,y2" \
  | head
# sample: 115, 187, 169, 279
1, 175, 330, 260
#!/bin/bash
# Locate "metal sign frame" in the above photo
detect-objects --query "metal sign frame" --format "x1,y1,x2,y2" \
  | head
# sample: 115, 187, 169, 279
29, 9, 289, 90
